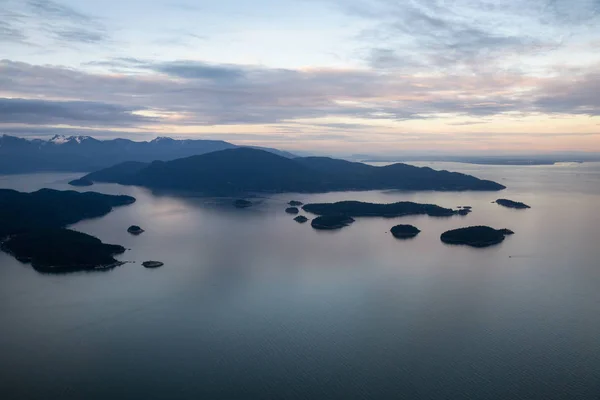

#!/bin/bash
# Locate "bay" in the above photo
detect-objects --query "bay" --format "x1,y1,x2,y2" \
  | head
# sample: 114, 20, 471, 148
1, 162, 599, 399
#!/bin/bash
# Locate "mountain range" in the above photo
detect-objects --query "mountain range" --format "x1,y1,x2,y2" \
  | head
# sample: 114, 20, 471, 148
82, 147, 506, 194
0, 135, 295, 174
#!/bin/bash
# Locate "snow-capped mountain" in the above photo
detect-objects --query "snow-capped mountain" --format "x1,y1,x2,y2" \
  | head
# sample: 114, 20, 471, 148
49, 135, 97, 145
0, 134, 294, 174
150, 136, 174, 143
49, 135, 70, 144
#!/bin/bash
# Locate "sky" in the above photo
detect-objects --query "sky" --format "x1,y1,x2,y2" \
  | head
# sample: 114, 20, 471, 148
1, 0, 600, 155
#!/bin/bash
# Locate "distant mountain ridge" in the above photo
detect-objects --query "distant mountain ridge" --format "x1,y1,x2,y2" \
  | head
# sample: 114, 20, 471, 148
83, 147, 506, 194
0, 134, 295, 174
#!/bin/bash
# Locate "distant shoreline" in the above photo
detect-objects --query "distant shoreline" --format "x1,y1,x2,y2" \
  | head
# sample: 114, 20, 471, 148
361, 159, 587, 166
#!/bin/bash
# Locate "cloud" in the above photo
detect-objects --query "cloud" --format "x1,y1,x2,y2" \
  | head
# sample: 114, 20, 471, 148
446, 121, 490, 126
0, 19, 27, 44
1, 0, 598, 152
85, 58, 256, 81
1, 58, 599, 131
0, 0, 108, 46
0, 98, 155, 127
151, 61, 248, 81
333, 0, 600, 71
540, 0, 600, 25
0, 6, 29, 44
152, 29, 208, 49
300, 122, 378, 130
27, 0, 90, 21
534, 71, 600, 116
52, 27, 107, 44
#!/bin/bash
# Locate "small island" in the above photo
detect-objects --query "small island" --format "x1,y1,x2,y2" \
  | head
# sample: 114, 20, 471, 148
303, 201, 459, 218
390, 224, 421, 239
233, 199, 252, 208
288, 200, 304, 206
285, 207, 300, 214
1, 229, 126, 273
311, 215, 355, 230
68, 178, 94, 187
496, 199, 531, 209
294, 215, 309, 223
441, 226, 514, 248
457, 208, 472, 216
127, 225, 145, 235
142, 261, 164, 268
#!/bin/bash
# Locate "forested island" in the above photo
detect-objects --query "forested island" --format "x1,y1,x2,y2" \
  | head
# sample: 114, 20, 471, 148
81, 148, 505, 194
68, 178, 94, 187
303, 201, 459, 218
2, 229, 126, 273
496, 199, 531, 209
440, 226, 514, 247
311, 215, 355, 230
234, 199, 253, 208
391, 225, 421, 239
0, 189, 135, 272
127, 225, 145, 235
143, 261, 164, 268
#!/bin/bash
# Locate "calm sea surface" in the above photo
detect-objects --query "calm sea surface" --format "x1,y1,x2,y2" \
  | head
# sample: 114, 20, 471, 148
1, 162, 600, 400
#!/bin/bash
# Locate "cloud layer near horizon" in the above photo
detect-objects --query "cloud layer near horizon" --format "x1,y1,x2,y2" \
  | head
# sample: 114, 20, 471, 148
1, 0, 599, 153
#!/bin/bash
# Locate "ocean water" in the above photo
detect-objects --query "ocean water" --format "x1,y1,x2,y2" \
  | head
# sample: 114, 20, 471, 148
1, 162, 600, 400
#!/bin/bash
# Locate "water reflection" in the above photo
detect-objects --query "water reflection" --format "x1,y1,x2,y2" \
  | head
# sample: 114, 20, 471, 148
1, 165, 600, 399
